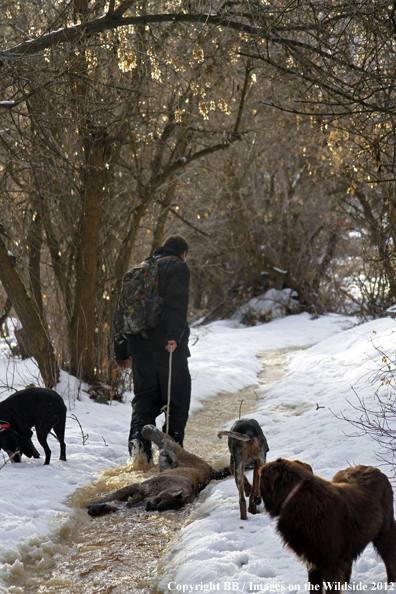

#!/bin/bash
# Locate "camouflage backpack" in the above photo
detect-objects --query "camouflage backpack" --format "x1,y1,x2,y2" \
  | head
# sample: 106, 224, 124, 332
113, 256, 172, 342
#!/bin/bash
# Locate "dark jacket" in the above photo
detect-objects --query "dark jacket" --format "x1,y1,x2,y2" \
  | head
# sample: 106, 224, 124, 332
114, 246, 190, 359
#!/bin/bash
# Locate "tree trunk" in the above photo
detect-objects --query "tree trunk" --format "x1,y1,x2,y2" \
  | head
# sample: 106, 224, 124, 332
27, 197, 44, 318
150, 181, 178, 254
355, 188, 396, 301
0, 238, 59, 387
69, 132, 105, 380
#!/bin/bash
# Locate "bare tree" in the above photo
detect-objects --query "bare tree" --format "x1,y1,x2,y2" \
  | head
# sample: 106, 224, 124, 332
0, 0, 256, 383
0, 238, 58, 387
2, 0, 392, 389
174, 101, 355, 318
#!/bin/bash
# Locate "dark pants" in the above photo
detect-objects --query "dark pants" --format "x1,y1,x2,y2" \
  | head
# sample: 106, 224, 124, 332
129, 349, 191, 450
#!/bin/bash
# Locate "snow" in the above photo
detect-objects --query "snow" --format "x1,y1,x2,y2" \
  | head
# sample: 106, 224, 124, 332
232, 288, 299, 324
1, 310, 396, 592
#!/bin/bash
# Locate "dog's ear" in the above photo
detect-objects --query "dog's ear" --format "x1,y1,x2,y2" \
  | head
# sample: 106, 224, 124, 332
292, 459, 314, 476
0, 429, 18, 451
170, 488, 184, 499
261, 466, 280, 492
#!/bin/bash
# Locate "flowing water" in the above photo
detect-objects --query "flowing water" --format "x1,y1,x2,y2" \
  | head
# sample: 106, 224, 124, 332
3, 350, 290, 594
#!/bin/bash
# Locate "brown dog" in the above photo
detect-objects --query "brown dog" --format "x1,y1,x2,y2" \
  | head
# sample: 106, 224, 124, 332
259, 458, 396, 591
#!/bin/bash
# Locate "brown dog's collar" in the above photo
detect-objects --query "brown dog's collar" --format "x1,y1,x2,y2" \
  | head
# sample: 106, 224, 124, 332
280, 480, 306, 511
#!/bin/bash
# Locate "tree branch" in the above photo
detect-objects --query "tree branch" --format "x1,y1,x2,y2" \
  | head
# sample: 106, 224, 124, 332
0, 13, 256, 63
156, 200, 211, 238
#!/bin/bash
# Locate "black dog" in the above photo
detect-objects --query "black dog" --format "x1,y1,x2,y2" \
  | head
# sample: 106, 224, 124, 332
0, 387, 67, 465
218, 418, 269, 520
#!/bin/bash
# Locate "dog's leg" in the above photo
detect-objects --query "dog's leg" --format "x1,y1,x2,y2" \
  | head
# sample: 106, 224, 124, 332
141, 424, 166, 447
321, 566, 348, 593
308, 566, 323, 593
247, 460, 261, 515
373, 521, 396, 582
343, 563, 352, 584
30, 445, 41, 458
53, 414, 67, 462
35, 420, 53, 464
96, 483, 144, 504
235, 461, 248, 520
140, 425, 174, 471
253, 459, 263, 507
60, 441, 66, 462
87, 483, 145, 516
243, 475, 252, 496
142, 425, 184, 469
142, 425, 211, 476
19, 434, 40, 458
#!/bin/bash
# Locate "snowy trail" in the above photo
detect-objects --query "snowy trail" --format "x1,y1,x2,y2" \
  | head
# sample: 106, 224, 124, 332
157, 317, 396, 592
1, 349, 292, 593
3, 312, 386, 593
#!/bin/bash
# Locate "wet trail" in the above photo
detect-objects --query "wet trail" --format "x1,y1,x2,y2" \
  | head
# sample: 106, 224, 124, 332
5, 350, 290, 594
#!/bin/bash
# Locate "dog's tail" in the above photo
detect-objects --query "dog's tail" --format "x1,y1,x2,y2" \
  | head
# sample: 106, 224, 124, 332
217, 430, 251, 441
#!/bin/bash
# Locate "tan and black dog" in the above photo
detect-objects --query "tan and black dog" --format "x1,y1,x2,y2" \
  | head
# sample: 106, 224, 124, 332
218, 418, 269, 520
259, 458, 396, 591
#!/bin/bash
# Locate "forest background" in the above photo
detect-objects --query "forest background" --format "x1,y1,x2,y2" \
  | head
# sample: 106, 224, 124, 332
1, 0, 395, 391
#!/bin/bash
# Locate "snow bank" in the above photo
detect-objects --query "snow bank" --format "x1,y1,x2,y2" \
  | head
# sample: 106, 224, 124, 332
2, 311, 390, 591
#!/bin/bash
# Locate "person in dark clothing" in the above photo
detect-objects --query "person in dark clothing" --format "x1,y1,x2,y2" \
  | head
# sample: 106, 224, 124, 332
114, 235, 191, 464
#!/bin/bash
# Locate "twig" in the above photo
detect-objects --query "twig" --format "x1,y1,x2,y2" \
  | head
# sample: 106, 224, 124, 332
69, 414, 89, 445
0, 449, 20, 470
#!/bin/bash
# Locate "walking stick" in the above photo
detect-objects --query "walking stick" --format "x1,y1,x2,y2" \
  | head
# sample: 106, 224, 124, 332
165, 344, 173, 435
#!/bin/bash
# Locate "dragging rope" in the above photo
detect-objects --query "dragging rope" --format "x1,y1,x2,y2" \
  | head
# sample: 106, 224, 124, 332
162, 345, 173, 436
